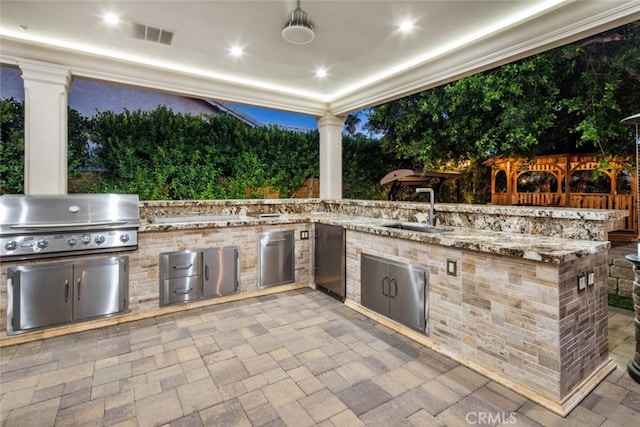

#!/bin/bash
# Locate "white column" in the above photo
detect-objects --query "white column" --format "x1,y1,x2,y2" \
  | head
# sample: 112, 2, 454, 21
317, 114, 345, 199
19, 60, 71, 195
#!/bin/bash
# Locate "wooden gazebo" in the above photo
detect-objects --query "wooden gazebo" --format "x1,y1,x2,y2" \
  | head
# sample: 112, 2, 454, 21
485, 153, 637, 237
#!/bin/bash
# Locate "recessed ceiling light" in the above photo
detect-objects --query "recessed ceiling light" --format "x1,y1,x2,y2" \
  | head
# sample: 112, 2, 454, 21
229, 46, 244, 57
315, 68, 328, 78
103, 12, 120, 26
399, 20, 414, 32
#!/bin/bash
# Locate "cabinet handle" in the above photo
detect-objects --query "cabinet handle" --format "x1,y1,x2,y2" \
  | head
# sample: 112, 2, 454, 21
267, 238, 287, 243
172, 287, 193, 295
65, 280, 69, 302
77, 277, 81, 300
389, 278, 398, 298
205, 264, 209, 281
382, 276, 389, 296
172, 263, 193, 270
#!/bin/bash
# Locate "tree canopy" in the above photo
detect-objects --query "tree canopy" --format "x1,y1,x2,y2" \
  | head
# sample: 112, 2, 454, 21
365, 21, 640, 168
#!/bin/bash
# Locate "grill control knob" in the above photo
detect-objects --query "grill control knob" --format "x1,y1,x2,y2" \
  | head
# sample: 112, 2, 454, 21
37, 238, 50, 249
4, 240, 18, 251
67, 237, 77, 247
94, 235, 106, 245
119, 233, 130, 243
81, 235, 92, 245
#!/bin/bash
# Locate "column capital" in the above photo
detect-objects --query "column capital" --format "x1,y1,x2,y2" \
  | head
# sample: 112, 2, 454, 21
19, 59, 71, 89
317, 113, 345, 128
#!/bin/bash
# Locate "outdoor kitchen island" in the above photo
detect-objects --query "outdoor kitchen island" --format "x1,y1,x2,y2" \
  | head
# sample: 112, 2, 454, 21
0, 199, 625, 417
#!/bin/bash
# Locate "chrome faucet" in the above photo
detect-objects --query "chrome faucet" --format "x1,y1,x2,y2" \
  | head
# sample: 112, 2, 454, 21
416, 187, 435, 227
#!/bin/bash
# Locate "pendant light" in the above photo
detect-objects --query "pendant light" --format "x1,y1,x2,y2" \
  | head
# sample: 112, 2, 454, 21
282, 0, 315, 44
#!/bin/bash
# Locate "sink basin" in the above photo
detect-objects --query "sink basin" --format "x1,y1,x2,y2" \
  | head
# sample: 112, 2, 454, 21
382, 223, 452, 234
151, 215, 239, 224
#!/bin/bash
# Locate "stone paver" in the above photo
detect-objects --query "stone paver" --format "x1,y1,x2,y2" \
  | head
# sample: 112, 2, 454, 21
135, 389, 183, 427
55, 398, 106, 426
199, 399, 251, 426
336, 379, 392, 416
0, 289, 637, 427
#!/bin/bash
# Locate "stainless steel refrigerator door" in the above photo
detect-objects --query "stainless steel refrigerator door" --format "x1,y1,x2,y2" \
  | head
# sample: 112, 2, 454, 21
203, 246, 239, 297
9, 263, 73, 331
389, 263, 428, 332
257, 230, 294, 288
360, 253, 390, 316
73, 257, 128, 320
314, 224, 345, 298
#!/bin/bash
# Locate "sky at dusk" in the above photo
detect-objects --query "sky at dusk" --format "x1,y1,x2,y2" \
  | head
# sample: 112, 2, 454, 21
230, 104, 318, 130
231, 104, 374, 136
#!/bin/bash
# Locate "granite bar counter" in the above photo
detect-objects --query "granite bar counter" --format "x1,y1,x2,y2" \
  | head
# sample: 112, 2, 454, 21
139, 212, 609, 264
0, 199, 625, 416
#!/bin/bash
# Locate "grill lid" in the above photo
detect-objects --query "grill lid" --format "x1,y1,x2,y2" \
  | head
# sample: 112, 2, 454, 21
0, 194, 140, 261
1, 194, 139, 235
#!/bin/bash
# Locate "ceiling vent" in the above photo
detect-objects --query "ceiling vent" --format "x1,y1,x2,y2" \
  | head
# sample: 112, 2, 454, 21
130, 21, 174, 45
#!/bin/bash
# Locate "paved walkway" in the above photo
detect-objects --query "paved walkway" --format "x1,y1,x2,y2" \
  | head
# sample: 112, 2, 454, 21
0, 289, 638, 426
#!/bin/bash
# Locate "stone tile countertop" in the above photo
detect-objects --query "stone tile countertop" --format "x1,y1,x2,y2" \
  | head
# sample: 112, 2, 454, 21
140, 212, 608, 264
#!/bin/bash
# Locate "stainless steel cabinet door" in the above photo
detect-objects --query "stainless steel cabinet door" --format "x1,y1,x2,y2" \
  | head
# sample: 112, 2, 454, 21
389, 263, 428, 332
73, 257, 127, 320
314, 224, 345, 298
10, 264, 73, 331
203, 246, 238, 297
360, 254, 390, 316
258, 231, 294, 288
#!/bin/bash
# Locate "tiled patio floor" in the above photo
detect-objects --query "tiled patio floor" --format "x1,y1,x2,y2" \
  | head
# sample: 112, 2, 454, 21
0, 289, 638, 426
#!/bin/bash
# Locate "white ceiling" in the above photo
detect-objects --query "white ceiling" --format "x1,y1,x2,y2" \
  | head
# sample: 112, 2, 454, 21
1, 1, 639, 117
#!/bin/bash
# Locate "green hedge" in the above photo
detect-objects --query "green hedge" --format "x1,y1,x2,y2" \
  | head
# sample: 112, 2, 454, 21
0, 100, 390, 200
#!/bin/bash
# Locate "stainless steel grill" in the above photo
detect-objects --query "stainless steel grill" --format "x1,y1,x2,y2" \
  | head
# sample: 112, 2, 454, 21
0, 194, 139, 261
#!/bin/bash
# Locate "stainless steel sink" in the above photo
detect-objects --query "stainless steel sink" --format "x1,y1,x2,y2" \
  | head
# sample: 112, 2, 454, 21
382, 223, 452, 234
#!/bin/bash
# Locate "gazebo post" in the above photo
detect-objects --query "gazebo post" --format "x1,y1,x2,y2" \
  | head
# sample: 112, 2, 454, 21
564, 156, 571, 207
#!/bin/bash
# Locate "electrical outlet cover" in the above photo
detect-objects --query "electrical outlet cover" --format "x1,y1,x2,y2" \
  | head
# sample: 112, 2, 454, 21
577, 273, 586, 291
447, 259, 457, 276
587, 270, 594, 286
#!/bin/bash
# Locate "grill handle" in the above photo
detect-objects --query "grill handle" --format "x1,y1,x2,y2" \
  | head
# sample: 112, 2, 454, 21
9, 220, 130, 230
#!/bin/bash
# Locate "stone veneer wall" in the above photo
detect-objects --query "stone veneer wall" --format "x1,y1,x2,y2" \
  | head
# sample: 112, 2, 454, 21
0, 223, 312, 337
345, 230, 609, 403
608, 253, 635, 298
